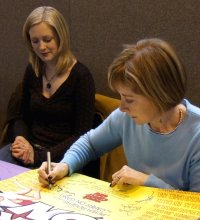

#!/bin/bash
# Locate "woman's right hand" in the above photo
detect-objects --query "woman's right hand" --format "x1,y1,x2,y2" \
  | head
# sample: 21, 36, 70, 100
38, 162, 69, 187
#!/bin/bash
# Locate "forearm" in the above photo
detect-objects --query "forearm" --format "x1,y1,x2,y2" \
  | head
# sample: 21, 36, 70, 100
60, 133, 98, 175
11, 120, 30, 140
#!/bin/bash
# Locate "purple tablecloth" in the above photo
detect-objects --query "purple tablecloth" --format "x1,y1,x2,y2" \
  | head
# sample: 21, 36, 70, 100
0, 160, 29, 180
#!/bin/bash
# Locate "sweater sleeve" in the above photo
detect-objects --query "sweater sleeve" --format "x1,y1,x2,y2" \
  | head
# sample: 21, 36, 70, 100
7, 65, 32, 141
144, 174, 175, 189
60, 109, 123, 175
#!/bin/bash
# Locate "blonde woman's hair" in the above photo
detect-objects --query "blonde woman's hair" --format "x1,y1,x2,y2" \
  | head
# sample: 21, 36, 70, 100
23, 6, 75, 76
108, 38, 187, 112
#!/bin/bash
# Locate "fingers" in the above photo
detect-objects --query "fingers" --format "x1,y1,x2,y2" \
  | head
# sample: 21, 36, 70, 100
22, 147, 34, 164
38, 162, 69, 188
110, 165, 149, 187
38, 162, 49, 185
110, 169, 122, 187
12, 143, 26, 151
12, 142, 23, 150
38, 162, 57, 184
22, 148, 30, 161
110, 175, 121, 187
11, 141, 34, 164
38, 162, 48, 177
23, 154, 31, 164
110, 165, 130, 187
12, 137, 31, 151
13, 136, 26, 146
11, 148, 24, 159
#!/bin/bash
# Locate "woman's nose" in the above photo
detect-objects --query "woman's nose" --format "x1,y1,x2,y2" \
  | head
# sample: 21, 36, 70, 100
119, 100, 127, 112
38, 41, 46, 50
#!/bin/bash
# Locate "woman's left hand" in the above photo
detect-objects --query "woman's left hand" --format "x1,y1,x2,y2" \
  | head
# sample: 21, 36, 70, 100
110, 165, 149, 187
11, 136, 34, 164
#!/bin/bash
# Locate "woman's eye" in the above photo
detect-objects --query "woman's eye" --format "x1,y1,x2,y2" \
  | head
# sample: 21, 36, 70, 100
43, 38, 52, 43
31, 39, 38, 44
126, 99, 134, 104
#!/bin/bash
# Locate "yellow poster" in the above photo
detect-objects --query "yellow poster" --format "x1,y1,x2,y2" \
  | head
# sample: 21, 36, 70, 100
0, 169, 200, 220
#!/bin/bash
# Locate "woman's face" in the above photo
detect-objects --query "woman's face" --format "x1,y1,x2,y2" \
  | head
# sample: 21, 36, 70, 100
117, 84, 160, 125
29, 22, 59, 65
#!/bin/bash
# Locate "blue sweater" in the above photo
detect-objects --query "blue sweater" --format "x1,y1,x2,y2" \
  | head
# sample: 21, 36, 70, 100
61, 99, 200, 192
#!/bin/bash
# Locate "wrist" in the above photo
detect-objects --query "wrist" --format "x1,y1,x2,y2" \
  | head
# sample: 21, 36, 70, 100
60, 163, 69, 177
138, 172, 149, 185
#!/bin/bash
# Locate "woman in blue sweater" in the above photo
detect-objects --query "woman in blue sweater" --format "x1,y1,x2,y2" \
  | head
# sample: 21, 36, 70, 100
38, 38, 200, 192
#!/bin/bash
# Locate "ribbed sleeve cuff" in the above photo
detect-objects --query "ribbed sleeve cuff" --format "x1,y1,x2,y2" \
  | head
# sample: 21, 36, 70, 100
144, 174, 174, 189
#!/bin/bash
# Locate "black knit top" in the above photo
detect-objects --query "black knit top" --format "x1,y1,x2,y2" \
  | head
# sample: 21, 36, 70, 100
13, 61, 95, 166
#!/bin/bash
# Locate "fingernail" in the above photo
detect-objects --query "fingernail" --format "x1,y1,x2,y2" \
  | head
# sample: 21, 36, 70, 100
110, 182, 116, 187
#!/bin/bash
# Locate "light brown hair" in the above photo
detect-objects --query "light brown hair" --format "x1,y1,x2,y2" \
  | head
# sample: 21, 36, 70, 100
108, 38, 187, 112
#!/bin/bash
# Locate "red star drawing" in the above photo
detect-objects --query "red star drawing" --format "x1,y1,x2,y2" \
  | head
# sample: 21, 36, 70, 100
83, 192, 108, 203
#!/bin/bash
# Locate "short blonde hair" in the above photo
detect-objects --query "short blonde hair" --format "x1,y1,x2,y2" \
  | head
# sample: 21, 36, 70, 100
23, 6, 75, 76
108, 38, 187, 112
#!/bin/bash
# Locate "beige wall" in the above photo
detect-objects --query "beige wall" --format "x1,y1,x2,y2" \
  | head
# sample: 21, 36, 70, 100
1, 0, 200, 130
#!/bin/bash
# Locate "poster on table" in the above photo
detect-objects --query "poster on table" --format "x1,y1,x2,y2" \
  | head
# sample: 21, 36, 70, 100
0, 169, 200, 220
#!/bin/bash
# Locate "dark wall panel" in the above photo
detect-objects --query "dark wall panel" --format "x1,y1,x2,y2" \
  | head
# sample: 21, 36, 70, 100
70, 0, 200, 101
0, 0, 200, 130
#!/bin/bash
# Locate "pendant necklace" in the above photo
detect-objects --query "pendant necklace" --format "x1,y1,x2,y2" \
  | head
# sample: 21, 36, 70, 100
44, 72, 57, 89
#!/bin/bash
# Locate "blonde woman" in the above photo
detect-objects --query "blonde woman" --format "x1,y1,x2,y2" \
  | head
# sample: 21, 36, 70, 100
0, 6, 95, 167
